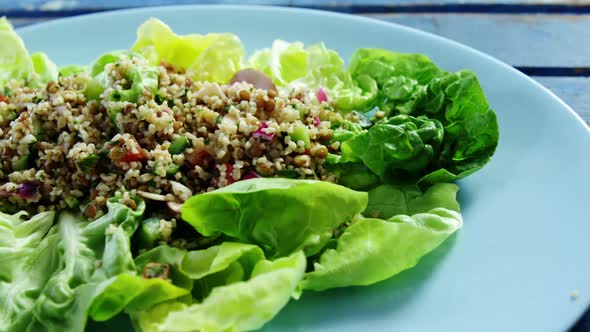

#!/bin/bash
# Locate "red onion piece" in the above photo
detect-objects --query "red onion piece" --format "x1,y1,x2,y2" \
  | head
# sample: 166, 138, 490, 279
241, 171, 261, 180
317, 87, 328, 103
313, 116, 321, 127
16, 182, 41, 202
251, 122, 274, 140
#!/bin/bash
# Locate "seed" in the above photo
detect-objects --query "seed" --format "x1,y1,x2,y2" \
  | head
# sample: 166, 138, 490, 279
255, 162, 275, 176
239, 90, 250, 101
310, 144, 328, 158
268, 89, 278, 98
293, 154, 311, 167
85, 204, 97, 218
255, 95, 265, 109
265, 98, 275, 112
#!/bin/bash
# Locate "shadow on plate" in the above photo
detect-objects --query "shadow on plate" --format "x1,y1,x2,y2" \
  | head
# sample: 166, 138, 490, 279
262, 234, 459, 331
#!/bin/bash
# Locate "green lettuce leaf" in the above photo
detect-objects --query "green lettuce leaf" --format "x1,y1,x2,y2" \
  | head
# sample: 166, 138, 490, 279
418, 70, 499, 184
88, 274, 190, 322
133, 251, 306, 332
0, 18, 59, 89
348, 48, 499, 184
0, 17, 34, 87
248, 40, 376, 111
135, 245, 193, 291
131, 18, 244, 83
301, 183, 462, 291
182, 178, 368, 257
180, 242, 265, 300
59, 65, 87, 77
364, 183, 460, 219
3, 196, 147, 332
30, 52, 59, 88
0, 211, 57, 331
341, 114, 444, 179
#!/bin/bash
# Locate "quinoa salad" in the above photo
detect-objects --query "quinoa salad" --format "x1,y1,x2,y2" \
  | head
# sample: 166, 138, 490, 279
0, 56, 348, 220
0, 17, 498, 332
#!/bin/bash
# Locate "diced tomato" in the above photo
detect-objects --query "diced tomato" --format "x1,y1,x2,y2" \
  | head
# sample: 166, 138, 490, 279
224, 163, 235, 185
121, 149, 147, 162
0, 95, 7, 103
108, 137, 147, 163
212, 163, 235, 188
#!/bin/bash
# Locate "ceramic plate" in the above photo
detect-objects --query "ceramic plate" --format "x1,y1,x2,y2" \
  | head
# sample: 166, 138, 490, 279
17, 5, 590, 331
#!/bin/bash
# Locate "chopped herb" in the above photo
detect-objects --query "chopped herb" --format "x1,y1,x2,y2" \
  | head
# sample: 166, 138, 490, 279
278, 169, 299, 179
77, 154, 99, 172
12, 154, 30, 171
204, 138, 210, 145
64, 196, 79, 209
215, 115, 222, 125
111, 91, 122, 101
154, 93, 164, 104
167, 99, 174, 108
3, 86, 12, 97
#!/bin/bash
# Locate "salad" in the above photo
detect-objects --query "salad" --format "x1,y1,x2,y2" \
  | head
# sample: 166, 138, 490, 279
0, 17, 499, 332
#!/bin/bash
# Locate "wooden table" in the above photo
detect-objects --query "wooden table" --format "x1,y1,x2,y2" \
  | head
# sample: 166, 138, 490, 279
2, 0, 589, 330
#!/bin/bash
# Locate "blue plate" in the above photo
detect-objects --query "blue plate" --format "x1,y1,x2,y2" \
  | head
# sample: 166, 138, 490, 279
17, 5, 590, 331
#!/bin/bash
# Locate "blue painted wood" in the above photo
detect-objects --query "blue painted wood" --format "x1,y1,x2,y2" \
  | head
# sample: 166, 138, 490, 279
1, 0, 589, 12
370, 13, 590, 67
533, 77, 590, 121
0, 0, 288, 11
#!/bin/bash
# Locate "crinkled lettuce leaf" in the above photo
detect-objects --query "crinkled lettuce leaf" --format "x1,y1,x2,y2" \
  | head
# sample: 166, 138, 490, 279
248, 40, 377, 111
0, 210, 57, 331
132, 18, 244, 83
301, 183, 462, 291
341, 114, 445, 179
418, 70, 499, 183
133, 251, 306, 332
0, 196, 149, 332
182, 178, 368, 258
348, 48, 499, 184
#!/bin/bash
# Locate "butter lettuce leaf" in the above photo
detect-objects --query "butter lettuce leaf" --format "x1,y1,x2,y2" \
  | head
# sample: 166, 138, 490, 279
0, 196, 147, 332
0, 17, 34, 86
0, 211, 57, 332
248, 40, 377, 111
181, 242, 265, 301
132, 18, 244, 83
364, 183, 460, 219
301, 183, 462, 291
0, 18, 58, 88
341, 114, 445, 179
348, 48, 499, 184
133, 251, 306, 332
182, 178, 368, 258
